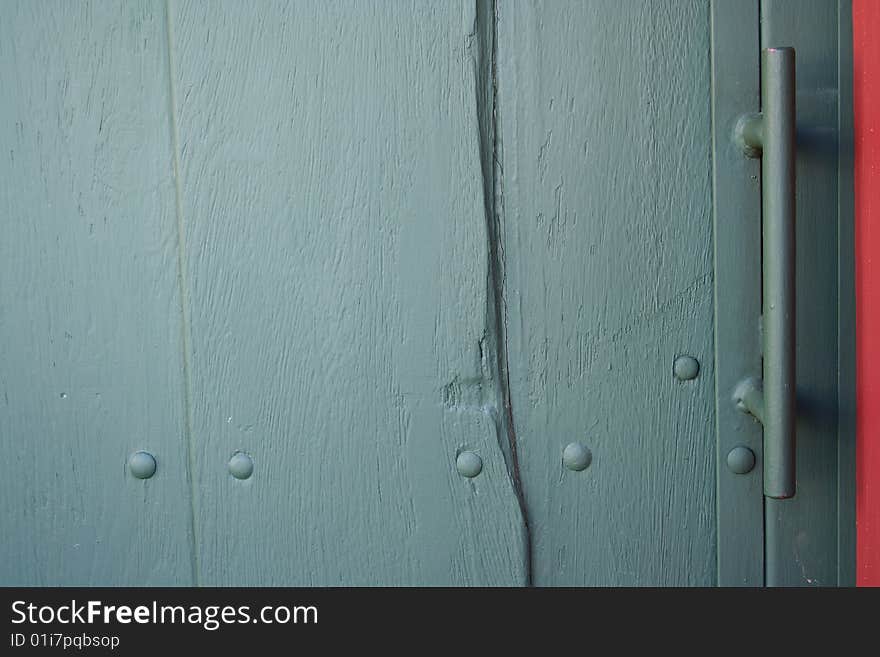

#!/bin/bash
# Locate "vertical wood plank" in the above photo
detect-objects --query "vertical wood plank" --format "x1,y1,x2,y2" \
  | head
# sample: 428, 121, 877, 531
0, 0, 194, 585
710, 0, 764, 586
762, 0, 841, 587
169, 0, 528, 585
497, 0, 717, 585
837, 0, 856, 587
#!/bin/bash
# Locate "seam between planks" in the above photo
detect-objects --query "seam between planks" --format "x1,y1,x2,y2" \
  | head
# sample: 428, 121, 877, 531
164, 0, 201, 587
477, 0, 533, 585
709, 0, 721, 587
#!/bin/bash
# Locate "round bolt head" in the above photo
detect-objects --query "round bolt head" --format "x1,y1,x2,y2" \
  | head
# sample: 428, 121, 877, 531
727, 446, 756, 475
228, 452, 254, 480
674, 355, 700, 381
563, 442, 592, 471
456, 451, 483, 478
128, 451, 157, 479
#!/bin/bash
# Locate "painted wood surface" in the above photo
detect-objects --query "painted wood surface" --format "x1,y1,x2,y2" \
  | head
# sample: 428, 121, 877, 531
0, 0, 194, 585
710, 0, 764, 587
853, 0, 880, 587
837, 0, 856, 587
496, 0, 718, 585
168, 0, 527, 585
0, 0, 853, 588
762, 0, 843, 586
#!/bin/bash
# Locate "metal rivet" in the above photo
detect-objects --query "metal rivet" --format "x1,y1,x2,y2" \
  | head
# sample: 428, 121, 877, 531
128, 451, 157, 479
562, 442, 592, 471
727, 446, 756, 475
673, 355, 700, 381
456, 451, 482, 478
228, 452, 254, 480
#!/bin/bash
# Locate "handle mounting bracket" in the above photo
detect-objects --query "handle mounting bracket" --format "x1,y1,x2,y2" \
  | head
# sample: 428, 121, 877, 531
733, 377, 765, 425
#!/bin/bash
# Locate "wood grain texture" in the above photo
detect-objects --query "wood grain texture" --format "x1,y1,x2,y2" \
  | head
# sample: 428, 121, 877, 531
169, 0, 528, 585
762, 0, 842, 587
0, 0, 194, 585
838, 0, 855, 587
497, 0, 718, 585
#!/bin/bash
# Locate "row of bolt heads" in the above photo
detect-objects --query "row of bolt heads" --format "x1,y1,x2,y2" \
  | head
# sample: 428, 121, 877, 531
130, 440, 754, 482
453, 355, 701, 478
127, 451, 254, 480
458, 443, 755, 479
127, 356, 752, 480
128, 443, 591, 482
457, 441, 594, 478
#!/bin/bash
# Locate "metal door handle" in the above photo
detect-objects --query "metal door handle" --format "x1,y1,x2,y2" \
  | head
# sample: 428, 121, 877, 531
733, 47, 797, 500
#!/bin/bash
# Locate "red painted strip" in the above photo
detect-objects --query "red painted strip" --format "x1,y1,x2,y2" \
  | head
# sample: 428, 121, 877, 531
855, 0, 880, 587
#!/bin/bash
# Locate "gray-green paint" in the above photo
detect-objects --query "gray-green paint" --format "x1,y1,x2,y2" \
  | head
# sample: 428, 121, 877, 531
755, 47, 798, 501
711, 0, 764, 587
0, 0, 854, 587
727, 47, 800, 501
763, 0, 845, 587
167, 0, 527, 585
837, 0, 857, 587
497, 0, 718, 586
0, 0, 194, 585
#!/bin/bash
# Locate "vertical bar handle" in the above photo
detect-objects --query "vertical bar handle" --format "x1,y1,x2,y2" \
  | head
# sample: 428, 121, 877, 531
734, 47, 796, 499
762, 48, 796, 499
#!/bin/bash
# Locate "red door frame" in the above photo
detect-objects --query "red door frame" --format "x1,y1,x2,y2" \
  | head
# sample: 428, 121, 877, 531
854, 0, 880, 587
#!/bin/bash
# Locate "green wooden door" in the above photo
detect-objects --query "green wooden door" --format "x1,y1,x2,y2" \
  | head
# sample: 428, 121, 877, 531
0, 0, 853, 586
